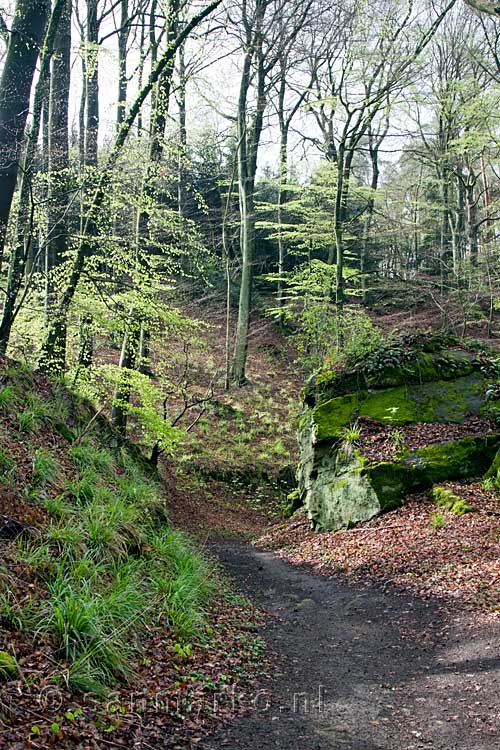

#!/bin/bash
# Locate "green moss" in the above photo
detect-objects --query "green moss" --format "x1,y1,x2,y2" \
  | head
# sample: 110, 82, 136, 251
308, 347, 477, 404
484, 448, 500, 490
360, 386, 436, 424
341, 436, 499, 519
311, 374, 487, 442
312, 394, 360, 441
430, 511, 446, 529
411, 436, 500, 483
332, 478, 349, 491
363, 461, 409, 510
432, 486, 475, 514
284, 488, 302, 517
0, 651, 18, 680
432, 486, 460, 507
450, 499, 475, 515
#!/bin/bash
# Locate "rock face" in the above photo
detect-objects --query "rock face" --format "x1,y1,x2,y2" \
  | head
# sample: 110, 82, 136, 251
298, 341, 500, 531
485, 448, 500, 490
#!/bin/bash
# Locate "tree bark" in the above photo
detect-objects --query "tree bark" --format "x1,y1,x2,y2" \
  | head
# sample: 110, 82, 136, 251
46, 0, 72, 311
0, 0, 66, 354
85, 0, 99, 168
0, 0, 50, 266
231, 0, 267, 385
116, 0, 130, 129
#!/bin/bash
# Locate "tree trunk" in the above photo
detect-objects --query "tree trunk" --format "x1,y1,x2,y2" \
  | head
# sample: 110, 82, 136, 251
331, 143, 353, 308
177, 40, 187, 220
78, 55, 86, 166
85, 0, 99, 168
46, 0, 72, 311
276, 88, 288, 318
232, 183, 254, 384
116, 0, 129, 129
465, 178, 478, 264
231, 5, 266, 384
0, 0, 66, 354
111, 311, 140, 433
136, 11, 146, 137
0, 0, 50, 266
360, 142, 380, 301
37, 0, 222, 375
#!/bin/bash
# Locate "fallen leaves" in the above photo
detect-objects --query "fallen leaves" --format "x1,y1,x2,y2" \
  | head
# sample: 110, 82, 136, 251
257, 481, 500, 622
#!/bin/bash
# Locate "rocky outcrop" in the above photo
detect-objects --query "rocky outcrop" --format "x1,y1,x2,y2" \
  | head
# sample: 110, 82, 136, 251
485, 448, 500, 490
298, 340, 500, 531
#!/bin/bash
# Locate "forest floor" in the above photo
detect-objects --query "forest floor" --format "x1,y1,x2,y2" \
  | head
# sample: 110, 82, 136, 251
198, 539, 500, 750
164, 295, 500, 749
4, 295, 500, 748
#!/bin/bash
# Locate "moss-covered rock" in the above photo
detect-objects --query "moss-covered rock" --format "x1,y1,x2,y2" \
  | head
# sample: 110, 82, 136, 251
310, 373, 487, 442
300, 435, 498, 531
298, 341, 500, 532
304, 345, 477, 407
284, 488, 302, 517
484, 448, 500, 490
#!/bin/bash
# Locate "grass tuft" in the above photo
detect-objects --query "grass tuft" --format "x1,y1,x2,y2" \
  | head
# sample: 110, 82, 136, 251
32, 448, 61, 487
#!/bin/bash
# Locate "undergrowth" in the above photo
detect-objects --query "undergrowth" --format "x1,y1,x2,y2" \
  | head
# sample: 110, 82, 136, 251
0, 359, 216, 696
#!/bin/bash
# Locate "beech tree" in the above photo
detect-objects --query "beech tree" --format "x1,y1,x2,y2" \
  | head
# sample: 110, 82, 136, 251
230, 0, 314, 385
38, 0, 222, 375
1, 0, 500, 417
0, 0, 66, 353
0, 0, 50, 265
301, 0, 458, 308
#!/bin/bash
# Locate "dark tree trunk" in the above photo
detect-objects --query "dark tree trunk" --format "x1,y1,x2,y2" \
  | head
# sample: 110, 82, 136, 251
0, 0, 50, 265
0, 0, 66, 354
37, 0, 222, 375
112, 0, 181, 434
85, 0, 99, 168
177, 40, 187, 219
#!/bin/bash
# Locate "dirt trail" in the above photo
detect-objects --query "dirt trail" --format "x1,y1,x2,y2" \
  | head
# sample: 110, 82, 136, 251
202, 540, 500, 750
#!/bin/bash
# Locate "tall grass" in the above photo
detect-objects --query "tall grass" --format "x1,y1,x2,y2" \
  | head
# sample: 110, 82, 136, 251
1, 362, 216, 696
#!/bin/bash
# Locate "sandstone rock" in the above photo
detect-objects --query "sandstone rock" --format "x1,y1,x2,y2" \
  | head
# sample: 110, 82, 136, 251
298, 340, 500, 531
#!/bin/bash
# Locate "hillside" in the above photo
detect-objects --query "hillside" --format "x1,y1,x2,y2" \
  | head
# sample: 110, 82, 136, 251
2, 305, 500, 748
0, 358, 266, 749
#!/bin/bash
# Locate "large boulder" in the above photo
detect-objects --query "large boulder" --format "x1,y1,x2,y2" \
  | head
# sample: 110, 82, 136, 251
298, 339, 500, 531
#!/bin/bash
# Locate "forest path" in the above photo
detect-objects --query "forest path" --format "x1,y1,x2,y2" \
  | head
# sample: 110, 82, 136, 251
201, 539, 500, 750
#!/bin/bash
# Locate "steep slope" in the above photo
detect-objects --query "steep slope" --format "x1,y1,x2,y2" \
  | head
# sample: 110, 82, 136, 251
0, 357, 265, 749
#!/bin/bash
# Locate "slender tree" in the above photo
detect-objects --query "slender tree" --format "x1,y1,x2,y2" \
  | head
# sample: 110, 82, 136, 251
38, 0, 222, 375
0, 0, 67, 353
46, 0, 72, 310
231, 0, 314, 384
